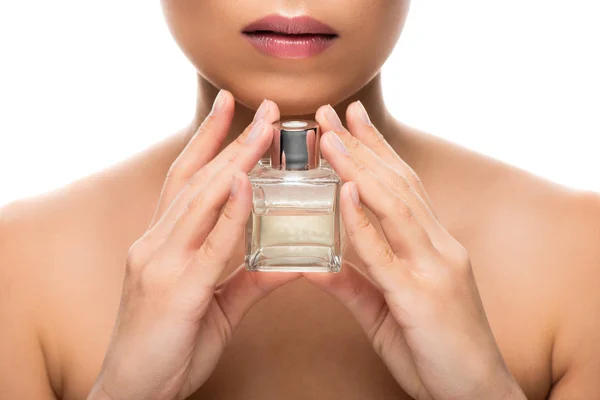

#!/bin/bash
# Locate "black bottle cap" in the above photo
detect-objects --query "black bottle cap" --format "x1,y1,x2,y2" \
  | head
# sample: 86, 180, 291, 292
270, 120, 321, 171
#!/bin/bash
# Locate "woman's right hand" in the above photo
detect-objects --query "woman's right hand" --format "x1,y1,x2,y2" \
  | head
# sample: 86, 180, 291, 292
88, 90, 300, 400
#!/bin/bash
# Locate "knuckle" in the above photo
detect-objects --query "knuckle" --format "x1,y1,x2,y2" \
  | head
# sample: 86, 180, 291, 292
185, 192, 206, 215
347, 136, 361, 150
385, 195, 412, 222
372, 132, 388, 148
198, 112, 218, 131
221, 203, 236, 222
347, 209, 371, 238
446, 240, 472, 271
177, 199, 200, 227
179, 201, 195, 222
126, 239, 150, 271
200, 234, 219, 261
374, 240, 396, 267
388, 172, 410, 194
397, 198, 415, 221
227, 153, 238, 165
408, 170, 424, 187
426, 245, 472, 299
204, 112, 219, 125
125, 249, 162, 298
235, 134, 246, 146
355, 212, 371, 231
352, 158, 368, 174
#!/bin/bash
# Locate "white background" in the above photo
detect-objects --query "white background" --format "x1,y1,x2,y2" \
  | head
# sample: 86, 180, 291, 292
0, 1, 598, 207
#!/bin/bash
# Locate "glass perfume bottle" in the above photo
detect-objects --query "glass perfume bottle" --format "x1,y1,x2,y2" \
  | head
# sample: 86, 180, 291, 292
245, 119, 342, 273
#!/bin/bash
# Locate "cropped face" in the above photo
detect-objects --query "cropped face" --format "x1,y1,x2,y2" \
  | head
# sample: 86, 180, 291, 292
161, 1, 410, 116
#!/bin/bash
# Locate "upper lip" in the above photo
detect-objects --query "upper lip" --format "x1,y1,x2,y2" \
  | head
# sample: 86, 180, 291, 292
242, 14, 338, 36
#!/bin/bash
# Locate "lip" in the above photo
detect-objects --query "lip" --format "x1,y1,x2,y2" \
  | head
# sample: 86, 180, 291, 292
241, 14, 339, 59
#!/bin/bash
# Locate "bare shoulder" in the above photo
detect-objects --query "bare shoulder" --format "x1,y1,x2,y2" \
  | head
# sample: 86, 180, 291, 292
399, 122, 600, 276
0, 196, 61, 398
0, 135, 176, 397
502, 178, 600, 398
0, 173, 127, 397
403, 123, 600, 396
537, 188, 600, 396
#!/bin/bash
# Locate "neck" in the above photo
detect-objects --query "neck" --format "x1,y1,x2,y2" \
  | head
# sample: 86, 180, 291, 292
179, 72, 396, 148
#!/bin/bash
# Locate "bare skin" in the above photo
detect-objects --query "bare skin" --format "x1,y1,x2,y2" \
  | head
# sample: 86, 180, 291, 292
1, 70, 599, 399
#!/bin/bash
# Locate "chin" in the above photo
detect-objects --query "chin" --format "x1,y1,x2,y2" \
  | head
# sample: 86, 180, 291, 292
221, 76, 357, 117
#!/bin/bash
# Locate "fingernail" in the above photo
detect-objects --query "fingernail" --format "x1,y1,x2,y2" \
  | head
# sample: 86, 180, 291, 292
253, 99, 270, 122
326, 131, 349, 155
246, 119, 266, 144
355, 101, 373, 126
212, 89, 226, 114
230, 174, 239, 198
349, 183, 361, 207
325, 104, 344, 131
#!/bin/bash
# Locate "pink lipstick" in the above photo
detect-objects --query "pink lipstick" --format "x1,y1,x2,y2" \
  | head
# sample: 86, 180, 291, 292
242, 14, 339, 59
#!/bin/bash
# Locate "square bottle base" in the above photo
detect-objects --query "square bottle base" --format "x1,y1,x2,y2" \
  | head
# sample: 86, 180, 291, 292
245, 245, 341, 273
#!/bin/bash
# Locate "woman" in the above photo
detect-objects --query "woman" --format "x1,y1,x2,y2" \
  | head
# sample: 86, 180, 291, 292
1, 1, 598, 399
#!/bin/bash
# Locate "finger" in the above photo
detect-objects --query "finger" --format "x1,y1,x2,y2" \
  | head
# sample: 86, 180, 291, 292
150, 110, 276, 242
345, 101, 437, 214
185, 265, 300, 382
316, 104, 443, 242
304, 260, 389, 332
213, 266, 301, 331
151, 89, 234, 226
302, 261, 422, 396
322, 133, 434, 259
167, 119, 272, 255
195, 98, 279, 187
173, 172, 253, 288
338, 182, 411, 292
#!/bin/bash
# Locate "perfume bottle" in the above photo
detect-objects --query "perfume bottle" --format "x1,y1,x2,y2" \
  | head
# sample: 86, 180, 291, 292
245, 119, 342, 273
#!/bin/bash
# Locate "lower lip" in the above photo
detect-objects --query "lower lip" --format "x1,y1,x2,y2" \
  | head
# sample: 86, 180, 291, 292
242, 32, 338, 59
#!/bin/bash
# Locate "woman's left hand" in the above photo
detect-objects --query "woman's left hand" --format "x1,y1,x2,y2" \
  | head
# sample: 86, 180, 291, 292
305, 103, 526, 400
